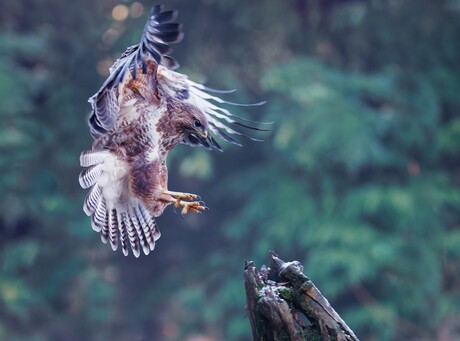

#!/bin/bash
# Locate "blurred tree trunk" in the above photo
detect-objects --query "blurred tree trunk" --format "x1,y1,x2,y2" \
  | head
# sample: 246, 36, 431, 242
244, 251, 359, 341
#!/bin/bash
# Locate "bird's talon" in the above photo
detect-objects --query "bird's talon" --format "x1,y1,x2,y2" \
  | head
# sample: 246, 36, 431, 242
164, 190, 206, 216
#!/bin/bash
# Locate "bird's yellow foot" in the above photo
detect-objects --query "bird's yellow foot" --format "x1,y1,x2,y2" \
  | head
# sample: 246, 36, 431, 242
162, 190, 206, 216
179, 201, 206, 215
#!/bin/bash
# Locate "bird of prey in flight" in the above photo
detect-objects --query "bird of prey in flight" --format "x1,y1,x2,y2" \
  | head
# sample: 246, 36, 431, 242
79, 4, 265, 257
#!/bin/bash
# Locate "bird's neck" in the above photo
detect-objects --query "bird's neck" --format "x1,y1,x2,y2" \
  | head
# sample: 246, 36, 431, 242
155, 98, 188, 153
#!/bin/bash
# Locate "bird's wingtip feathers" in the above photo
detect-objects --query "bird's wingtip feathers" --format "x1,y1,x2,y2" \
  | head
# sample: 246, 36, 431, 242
88, 4, 184, 135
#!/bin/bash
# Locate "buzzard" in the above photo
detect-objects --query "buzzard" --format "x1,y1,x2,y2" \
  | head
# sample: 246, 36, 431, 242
79, 5, 265, 257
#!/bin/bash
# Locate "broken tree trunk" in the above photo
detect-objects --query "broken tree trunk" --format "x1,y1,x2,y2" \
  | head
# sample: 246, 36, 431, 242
244, 251, 359, 341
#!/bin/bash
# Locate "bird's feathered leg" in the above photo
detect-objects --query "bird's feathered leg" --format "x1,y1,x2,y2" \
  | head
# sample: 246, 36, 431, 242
160, 191, 206, 216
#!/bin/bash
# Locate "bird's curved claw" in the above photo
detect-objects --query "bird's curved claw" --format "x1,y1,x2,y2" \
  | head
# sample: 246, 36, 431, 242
180, 201, 206, 216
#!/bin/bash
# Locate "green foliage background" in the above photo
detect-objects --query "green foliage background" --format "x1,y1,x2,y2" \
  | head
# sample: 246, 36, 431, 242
1, 0, 459, 340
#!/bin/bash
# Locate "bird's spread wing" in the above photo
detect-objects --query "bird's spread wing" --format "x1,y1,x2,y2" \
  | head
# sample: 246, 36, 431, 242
157, 66, 269, 151
88, 5, 183, 138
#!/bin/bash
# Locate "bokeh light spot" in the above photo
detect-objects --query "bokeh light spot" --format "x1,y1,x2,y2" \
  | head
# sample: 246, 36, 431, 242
102, 28, 121, 45
130, 2, 144, 18
97, 58, 114, 76
112, 4, 129, 21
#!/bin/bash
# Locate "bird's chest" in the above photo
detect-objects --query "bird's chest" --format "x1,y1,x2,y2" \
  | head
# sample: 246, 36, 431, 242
115, 112, 160, 159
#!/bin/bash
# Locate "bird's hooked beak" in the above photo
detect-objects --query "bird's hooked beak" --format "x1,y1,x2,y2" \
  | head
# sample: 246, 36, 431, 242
200, 130, 208, 139
193, 127, 208, 139
192, 129, 210, 148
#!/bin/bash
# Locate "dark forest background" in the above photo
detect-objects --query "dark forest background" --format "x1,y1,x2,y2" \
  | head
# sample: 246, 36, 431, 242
1, 0, 460, 340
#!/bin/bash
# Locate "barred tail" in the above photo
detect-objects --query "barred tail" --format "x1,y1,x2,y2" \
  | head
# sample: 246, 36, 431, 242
79, 150, 161, 257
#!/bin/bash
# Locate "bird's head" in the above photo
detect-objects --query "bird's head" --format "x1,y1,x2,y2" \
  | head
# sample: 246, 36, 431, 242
164, 100, 211, 148
191, 115, 208, 139
181, 106, 209, 141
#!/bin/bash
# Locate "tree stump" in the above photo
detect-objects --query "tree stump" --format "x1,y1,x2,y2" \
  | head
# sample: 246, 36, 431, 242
244, 251, 359, 341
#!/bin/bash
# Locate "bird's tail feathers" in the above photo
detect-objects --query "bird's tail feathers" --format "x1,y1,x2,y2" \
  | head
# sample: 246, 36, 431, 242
79, 150, 161, 257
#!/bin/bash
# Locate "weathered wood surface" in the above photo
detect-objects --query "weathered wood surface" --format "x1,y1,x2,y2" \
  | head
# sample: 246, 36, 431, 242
244, 251, 359, 341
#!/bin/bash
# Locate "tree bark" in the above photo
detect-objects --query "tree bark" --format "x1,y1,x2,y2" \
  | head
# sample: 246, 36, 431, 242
244, 251, 359, 341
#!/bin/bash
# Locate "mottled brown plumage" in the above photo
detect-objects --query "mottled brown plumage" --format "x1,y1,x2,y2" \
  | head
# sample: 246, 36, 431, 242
79, 4, 265, 257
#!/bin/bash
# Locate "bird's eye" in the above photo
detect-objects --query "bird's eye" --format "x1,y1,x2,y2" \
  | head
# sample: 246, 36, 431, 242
194, 120, 202, 128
